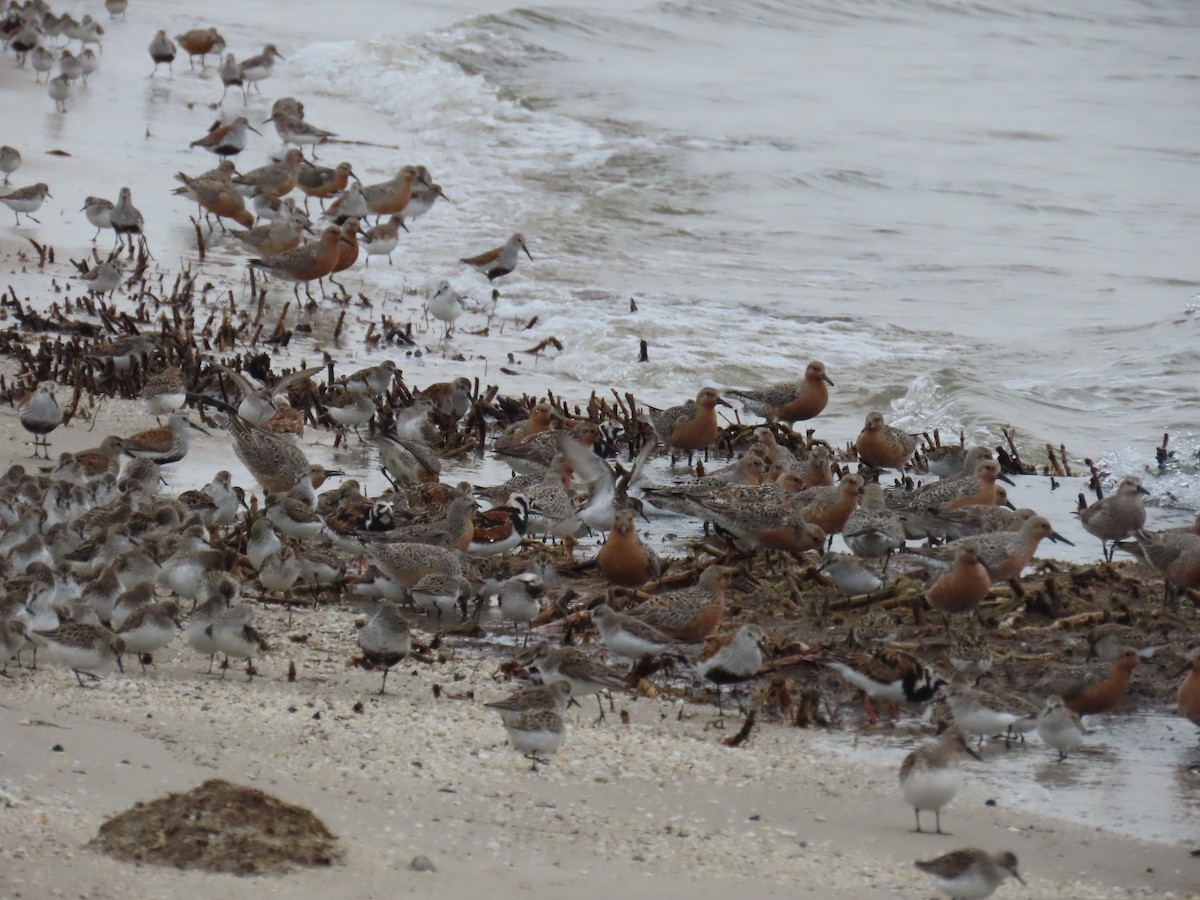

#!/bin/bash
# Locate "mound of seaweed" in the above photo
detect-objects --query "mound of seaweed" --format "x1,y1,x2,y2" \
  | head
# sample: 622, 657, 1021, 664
90, 779, 342, 875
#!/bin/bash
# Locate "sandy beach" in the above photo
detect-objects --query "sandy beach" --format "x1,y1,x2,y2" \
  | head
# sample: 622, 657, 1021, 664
2, 1, 1199, 897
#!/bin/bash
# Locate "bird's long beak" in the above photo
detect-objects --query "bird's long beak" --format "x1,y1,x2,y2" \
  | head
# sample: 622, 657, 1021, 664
186, 418, 211, 436
248, 124, 263, 136
823, 374, 835, 386
522, 244, 533, 262
1049, 531, 1074, 545
998, 472, 1016, 486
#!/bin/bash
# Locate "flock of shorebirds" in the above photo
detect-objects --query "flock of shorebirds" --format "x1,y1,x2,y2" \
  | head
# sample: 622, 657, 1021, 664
4, 2, 1200, 897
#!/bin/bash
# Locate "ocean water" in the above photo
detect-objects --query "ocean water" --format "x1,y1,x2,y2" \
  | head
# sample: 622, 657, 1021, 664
2, 0, 1198, 503
295, 0, 1200, 491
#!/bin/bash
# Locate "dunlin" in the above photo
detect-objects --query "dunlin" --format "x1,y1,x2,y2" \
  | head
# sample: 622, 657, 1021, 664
105, 0, 128, 19
428, 281, 466, 337
647, 387, 730, 463
9, 23, 39, 67
175, 28, 224, 70
357, 600, 412, 694
239, 43, 284, 93
1078, 475, 1149, 562
73, 437, 127, 481
697, 624, 765, 713
0, 146, 20, 185
218, 53, 244, 102
728, 361, 833, 424
462, 232, 532, 281
122, 414, 206, 464
503, 709, 566, 769
823, 647, 946, 725
855, 411, 917, 470
30, 623, 125, 686
20, 382, 63, 460
899, 729, 980, 834
110, 187, 145, 251
360, 214, 403, 265
189, 115, 260, 157
80, 195, 113, 241
1036, 696, 1085, 761
596, 508, 662, 588
485, 679, 572, 725
1, 182, 52, 225
914, 849, 1024, 900
148, 30, 176, 76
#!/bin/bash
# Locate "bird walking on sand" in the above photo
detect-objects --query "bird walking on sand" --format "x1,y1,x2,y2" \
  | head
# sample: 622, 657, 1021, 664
0, 146, 20, 185
1036, 696, 1085, 761
148, 30, 176, 77
1, 183, 52, 225
20, 381, 64, 460
461, 233, 532, 281
914, 849, 1024, 900
357, 600, 411, 694
899, 729, 980, 834
189, 115, 260, 157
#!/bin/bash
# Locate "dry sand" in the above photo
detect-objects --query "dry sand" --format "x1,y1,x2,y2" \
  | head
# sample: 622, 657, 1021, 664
1, 583, 1197, 900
